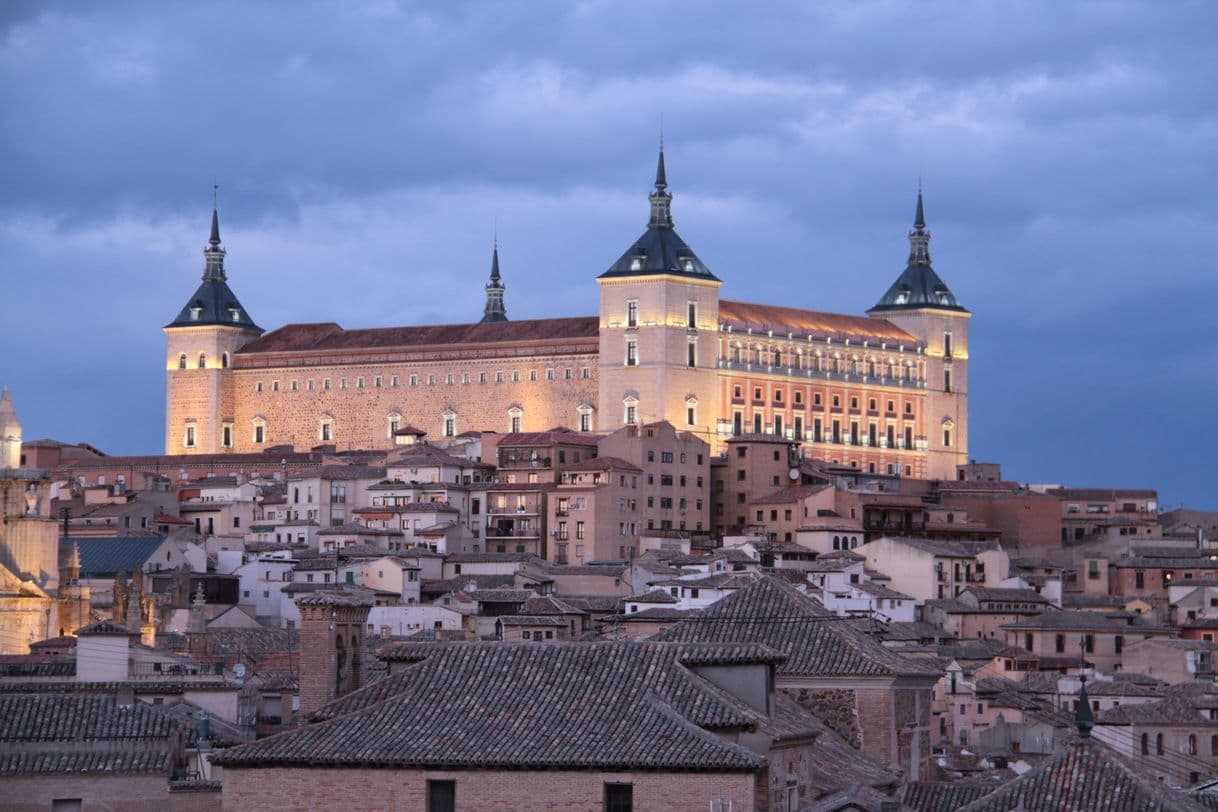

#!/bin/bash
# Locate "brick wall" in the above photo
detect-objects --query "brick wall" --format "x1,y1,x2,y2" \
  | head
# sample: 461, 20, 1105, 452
221, 767, 756, 811
5, 774, 219, 812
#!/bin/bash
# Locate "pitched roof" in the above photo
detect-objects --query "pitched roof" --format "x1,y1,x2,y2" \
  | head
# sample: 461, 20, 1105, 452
0, 694, 176, 742
719, 299, 915, 345
214, 642, 802, 771
236, 317, 599, 356
75, 619, 135, 636
74, 536, 167, 577
166, 277, 259, 330
655, 576, 939, 678
957, 738, 1205, 812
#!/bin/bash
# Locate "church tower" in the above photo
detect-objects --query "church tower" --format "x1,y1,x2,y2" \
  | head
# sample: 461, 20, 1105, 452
869, 190, 971, 479
597, 145, 722, 439
164, 196, 262, 454
480, 241, 508, 323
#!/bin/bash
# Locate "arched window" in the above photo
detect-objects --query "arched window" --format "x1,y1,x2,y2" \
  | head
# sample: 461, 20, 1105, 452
178, 353, 187, 370
197, 353, 206, 369
221, 352, 230, 369
1156, 734, 1164, 755
832, 535, 840, 550
1141, 734, 1149, 755
774, 350, 782, 368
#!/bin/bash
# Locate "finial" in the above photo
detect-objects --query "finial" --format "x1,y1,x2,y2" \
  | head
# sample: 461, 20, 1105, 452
490, 238, 501, 283
913, 184, 926, 232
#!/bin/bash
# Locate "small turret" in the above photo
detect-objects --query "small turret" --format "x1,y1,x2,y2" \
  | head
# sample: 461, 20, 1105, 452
480, 240, 508, 323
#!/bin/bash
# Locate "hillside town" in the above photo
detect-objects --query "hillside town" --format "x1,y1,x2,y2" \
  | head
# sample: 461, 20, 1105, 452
2, 385, 1216, 810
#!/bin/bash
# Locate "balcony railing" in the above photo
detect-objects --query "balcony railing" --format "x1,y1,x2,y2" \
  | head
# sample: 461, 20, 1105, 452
130, 661, 223, 679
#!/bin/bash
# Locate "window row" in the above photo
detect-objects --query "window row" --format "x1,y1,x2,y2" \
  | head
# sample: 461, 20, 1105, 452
177, 352, 231, 369
731, 384, 918, 415
251, 367, 593, 394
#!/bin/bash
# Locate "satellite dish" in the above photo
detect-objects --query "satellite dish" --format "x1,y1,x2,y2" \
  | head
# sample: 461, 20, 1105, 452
788, 468, 800, 481
233, 663, 246, 680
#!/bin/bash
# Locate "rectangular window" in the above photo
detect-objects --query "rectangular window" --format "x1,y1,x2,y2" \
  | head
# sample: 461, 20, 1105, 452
321, 423, 332, 441
495, 371, 504, 383
546, 368, 555, 381
625, 340, 638, 366
581, 367, 591, 379
687, 301, 697, 328
580, 412, 593, 432
221, 425, 233, 448
443, 416, 456, 437
626, 301, 638, 328
427, 780, 456, 812
340, 378, 348, 389
254, 425, 265, 444
687, 406, 695, 426
479, 372, 487, 384
374, 376, 383, 388
943, 428, 952, 448
290, 379, 298, 391
271, 380, 280, 392
510, 416, 521, 433
184, 426, 196, 448
391, 375, 399, 387
307, 379, 315, 391
944, 332, 953, 357
323, 378, 331, 390
944, 369, 952, 393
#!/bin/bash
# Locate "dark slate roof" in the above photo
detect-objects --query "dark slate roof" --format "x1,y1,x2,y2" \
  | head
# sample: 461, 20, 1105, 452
600, 222, 718, 280
957, 738, 1206, 812
214, 641, 799, 771
870, 191, 967, 314
166, 277, 260, 329
655, 576, 940, 678
74, 536, 166, 577
0, 694, 177, 742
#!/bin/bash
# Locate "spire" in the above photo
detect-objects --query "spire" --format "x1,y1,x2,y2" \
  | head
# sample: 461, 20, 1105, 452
1076, 673, 1094, 740
203, 187, 226, 282
648, 139, 673, 229
480, 238, 508, 323
67, 541, 81, 584
655, 131, 667, 190
908, 186, 931, 265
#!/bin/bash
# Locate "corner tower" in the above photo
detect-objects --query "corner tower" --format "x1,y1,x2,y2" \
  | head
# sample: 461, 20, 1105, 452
869, 190, 971, 479
597, 145, 722, 439
163, 197, 262, 454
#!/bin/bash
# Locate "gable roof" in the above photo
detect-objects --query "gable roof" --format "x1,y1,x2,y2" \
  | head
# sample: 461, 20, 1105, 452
72, 536, 168, 578
957, 738, 1205, 812
655, 576, 939, 678
213, 641, 805, 772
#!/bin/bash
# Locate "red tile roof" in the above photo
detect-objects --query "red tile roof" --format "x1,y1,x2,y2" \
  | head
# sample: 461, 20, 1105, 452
236, 317, 599, 356
719, 299, 917, 345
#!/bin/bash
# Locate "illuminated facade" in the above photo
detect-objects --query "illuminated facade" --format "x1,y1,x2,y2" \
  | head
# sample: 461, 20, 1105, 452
165, 151, 970, 478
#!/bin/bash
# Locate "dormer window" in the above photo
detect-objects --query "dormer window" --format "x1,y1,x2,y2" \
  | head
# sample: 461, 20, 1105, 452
894, 290, 910, 305
630, 257, 643, 271
189, 307, 203, 321
229, 307, 242, 322
682, 258, 694, 273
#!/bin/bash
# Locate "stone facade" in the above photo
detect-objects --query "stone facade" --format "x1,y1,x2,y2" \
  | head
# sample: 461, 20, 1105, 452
164, 156, 970, 478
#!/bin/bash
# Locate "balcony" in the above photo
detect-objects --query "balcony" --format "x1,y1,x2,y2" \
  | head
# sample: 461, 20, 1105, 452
130, 661, 224, 680
487, 506, 538, 516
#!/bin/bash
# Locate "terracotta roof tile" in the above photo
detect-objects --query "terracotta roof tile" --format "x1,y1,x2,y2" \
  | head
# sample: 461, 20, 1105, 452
214, 642, 796, 771
718, 299, 917, 345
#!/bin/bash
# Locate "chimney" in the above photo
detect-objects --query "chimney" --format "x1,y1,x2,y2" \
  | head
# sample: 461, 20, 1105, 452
296, 591, 373, 721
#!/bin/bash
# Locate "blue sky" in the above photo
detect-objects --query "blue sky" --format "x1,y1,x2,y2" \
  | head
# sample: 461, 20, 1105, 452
2, 1, 1215, 508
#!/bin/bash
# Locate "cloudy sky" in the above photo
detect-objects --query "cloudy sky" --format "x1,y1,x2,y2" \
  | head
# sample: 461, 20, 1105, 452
2, 1, 1215, 508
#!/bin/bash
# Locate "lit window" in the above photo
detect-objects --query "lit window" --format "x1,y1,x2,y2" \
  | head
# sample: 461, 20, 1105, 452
178, 353, 187, 370
625, 340, 638, 366
184, 426, 196, 448
626, 300, 638, 328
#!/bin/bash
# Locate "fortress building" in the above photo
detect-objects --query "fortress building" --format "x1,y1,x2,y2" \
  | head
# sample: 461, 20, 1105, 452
165, 150, 970, 478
